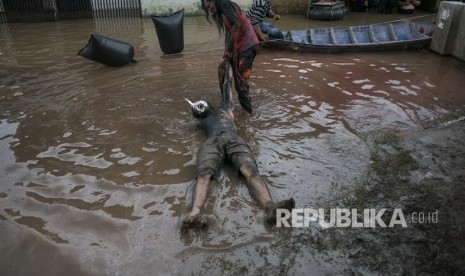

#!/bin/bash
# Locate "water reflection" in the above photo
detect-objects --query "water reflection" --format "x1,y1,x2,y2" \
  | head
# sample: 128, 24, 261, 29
1, 15, 465, 275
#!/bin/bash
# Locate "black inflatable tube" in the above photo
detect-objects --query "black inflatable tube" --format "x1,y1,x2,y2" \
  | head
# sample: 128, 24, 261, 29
151, 9, 184, 54
310, 8, 346, 20
78, 34, 136, 67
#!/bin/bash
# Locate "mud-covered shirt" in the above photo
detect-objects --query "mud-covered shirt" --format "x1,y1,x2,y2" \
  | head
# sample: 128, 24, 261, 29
219, 0, 259, 54
197, 110, 235, 139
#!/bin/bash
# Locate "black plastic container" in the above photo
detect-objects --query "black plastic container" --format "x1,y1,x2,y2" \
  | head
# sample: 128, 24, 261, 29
78, 35, 135, 67
151, 9, 184, 54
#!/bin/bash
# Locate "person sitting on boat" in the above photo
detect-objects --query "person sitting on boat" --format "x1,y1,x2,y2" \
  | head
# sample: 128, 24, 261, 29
246, 0, 284, 41
181, 61, 295, 231
397, 0, 420, 14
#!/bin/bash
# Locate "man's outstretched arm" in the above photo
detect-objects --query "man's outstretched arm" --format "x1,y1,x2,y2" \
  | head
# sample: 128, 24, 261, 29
218, 60, 234, 119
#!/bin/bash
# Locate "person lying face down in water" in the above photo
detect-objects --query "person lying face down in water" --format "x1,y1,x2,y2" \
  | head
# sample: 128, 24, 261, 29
182, 60, 294, 231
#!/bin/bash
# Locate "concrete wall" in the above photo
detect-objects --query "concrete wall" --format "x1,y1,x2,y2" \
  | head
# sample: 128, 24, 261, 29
141, 0, 250, 16
420, 0, 443, 12
269, 0, 309, 14
42, 0, 56, 10
455, 4, 465, 61
140, 0, 309, 17
430, 1, 465, 62
142, 0, 203, 16
0, 0, 309, 16
91, 0, 140, 10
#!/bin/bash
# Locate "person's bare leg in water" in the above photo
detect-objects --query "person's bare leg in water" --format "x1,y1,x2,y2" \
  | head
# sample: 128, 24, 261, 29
240, 163, 295, 224
239, 163, 272, 207
182, 174, 212, 228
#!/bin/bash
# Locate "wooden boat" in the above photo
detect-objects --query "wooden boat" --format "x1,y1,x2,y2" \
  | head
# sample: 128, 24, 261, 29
263, 21, 434, 53
308, 1, 347, 21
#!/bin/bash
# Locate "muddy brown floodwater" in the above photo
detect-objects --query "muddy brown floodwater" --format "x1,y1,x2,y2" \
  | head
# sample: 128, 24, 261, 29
1, 13, 465, 275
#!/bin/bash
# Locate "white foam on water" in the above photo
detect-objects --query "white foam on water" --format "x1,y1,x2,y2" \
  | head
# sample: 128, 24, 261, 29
118, 156, 142, 165
361, 84, 375, 90
122, 171, 139, 177
273, 58, 300, 62
353, 79, 370, 84
391, 85, 418, 96
395, 67, 411, 73
387, 80, 401, 85
424, 82, 435, 88
333, 63, 356, 66
160, 168, 180, 175
283, 65, 299, 68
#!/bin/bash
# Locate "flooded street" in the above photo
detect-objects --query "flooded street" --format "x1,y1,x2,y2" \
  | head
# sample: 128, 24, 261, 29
1, 14, 465, 275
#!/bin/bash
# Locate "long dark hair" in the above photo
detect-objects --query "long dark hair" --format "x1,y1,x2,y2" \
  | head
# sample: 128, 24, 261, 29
201, 0, 225, 35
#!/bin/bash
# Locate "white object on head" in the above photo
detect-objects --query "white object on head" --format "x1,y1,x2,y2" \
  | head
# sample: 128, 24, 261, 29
185, 98, 209, 114
185, 98, 194, 106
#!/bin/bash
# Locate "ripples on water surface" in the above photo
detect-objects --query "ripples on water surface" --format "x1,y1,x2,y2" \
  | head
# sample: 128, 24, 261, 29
1, 15, 465, 275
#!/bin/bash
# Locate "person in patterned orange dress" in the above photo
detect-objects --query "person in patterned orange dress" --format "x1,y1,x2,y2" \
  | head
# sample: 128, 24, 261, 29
201, 0, 259, 114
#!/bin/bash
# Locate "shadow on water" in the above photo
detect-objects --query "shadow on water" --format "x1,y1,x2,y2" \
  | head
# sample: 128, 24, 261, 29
1, 13, 465, 275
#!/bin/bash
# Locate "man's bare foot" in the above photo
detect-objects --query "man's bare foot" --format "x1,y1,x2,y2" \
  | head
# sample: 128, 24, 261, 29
265, 198, 295, 225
